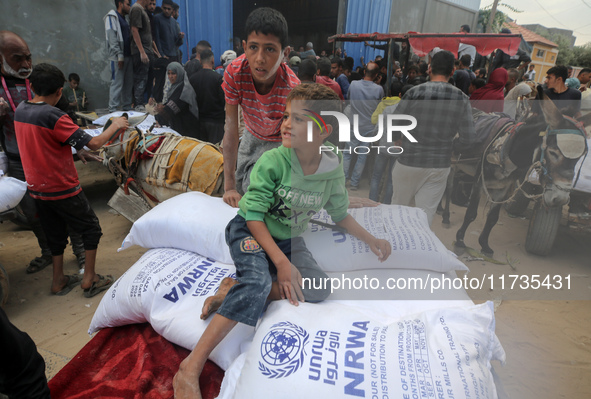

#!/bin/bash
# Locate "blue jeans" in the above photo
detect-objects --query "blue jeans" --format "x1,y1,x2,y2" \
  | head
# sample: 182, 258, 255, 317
342, 136, 369, 188
369, 154, 397, 203
218, 215, 330, 326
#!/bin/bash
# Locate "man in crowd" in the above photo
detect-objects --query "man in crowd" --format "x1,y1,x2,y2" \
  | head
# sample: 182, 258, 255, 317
505, 68, 519, 97
189, 49, 225, 144
129, 0, 153, 111
457, 24, 476, 69
453, 54, 475, 95
152, 0, 183, 102
185, 40, 211, 78
578, 68, 590, 92
316, 57, 343, 99
524, 64, 536, 81
104, 0, 133, 112
172, 2, 184, 62
343, 62, 384, 191
297, 58, 316, 83
299, 42, 316, 59
544, 65, 582, 118
389, 51, 475, 225
330, 57, 349, 98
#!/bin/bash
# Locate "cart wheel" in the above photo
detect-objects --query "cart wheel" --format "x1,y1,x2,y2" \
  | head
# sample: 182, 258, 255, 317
0, 264, 9, 308
525, 202, 562, 256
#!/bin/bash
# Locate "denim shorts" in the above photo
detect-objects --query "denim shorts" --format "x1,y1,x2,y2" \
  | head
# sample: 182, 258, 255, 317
217, 215, 330, 326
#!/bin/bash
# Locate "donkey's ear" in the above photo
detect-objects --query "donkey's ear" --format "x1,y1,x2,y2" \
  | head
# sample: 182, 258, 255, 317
537, 86, 563, 129
536, 84, 545, 100
578, 112, 591, 128
578, 112, 591, 138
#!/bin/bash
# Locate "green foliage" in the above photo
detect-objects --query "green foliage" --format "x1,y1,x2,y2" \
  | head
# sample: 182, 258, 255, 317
478, 3, 523, 33
478, 9, 507, 33
532, 28, 591, 67
571, 44, 591, 67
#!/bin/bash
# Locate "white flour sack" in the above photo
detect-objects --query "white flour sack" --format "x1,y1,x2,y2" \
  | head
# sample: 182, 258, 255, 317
89, 248, 254, 370
119, 192, 237, 263
0, 176, 27, 211
302, 205, 467, 273
222, 301, 505, 399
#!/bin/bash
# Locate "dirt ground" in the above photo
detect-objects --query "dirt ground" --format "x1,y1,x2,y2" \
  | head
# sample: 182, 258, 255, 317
1, 161, 590, 399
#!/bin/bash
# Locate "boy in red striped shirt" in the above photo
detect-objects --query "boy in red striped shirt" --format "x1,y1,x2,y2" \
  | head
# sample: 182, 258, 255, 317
221, 7, 300, 208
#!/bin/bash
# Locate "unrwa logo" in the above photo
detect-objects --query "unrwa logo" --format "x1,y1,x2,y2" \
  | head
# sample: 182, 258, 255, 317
258, 321, 309, 379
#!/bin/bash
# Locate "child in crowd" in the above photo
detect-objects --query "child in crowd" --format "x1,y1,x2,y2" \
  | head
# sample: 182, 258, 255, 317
221, 7, 300, 208
173, 84, 392, 398
63, 73, 88, 112
14, 63, 128, 297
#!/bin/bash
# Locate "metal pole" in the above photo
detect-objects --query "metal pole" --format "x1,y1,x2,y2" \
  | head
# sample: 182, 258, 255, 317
386, 39, 395, 97
485, 0, 500, 33
185, 0, 190, 63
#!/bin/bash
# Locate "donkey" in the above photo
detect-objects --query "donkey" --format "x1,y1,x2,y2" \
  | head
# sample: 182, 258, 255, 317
101, 116, 224, 210
454, 87, 589, 256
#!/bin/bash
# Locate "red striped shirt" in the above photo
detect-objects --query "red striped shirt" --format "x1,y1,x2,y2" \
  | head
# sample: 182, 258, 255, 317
222, 54, 300, 142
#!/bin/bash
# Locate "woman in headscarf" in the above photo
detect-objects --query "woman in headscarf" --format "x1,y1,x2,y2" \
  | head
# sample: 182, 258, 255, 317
155, 62, 200, 138
470, 68, 508, 113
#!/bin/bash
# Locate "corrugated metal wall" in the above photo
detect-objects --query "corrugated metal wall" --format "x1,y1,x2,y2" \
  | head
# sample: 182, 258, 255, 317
176, 0, 233, 66
390, 0, 480, 36
343, 0, 393, 69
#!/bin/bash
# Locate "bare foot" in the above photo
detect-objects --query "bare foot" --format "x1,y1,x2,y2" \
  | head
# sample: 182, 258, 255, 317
200, 277, 237, 320
173, 357, 202, 399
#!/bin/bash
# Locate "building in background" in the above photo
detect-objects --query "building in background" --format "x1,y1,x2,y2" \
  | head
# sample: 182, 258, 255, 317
503, 21, 558, 84
521, 24, 576, 49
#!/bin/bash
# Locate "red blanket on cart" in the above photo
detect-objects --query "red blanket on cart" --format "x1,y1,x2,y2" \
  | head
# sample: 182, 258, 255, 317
48, 323, 224, 399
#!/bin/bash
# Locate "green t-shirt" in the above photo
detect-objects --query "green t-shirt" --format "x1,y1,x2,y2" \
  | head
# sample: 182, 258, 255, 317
238, 144, 349, 240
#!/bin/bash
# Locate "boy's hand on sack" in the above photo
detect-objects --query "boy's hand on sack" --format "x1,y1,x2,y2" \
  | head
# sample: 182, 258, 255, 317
370, 238, 391, 262
277, 262, 305, 306
348, 196, 379, 208
223, 189, 242, 208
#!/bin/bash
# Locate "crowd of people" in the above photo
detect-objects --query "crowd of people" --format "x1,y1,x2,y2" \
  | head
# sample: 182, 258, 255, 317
1, 3, 590, 398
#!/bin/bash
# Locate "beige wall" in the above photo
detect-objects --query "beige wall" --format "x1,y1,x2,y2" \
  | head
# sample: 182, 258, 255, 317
529, 43, 559, 83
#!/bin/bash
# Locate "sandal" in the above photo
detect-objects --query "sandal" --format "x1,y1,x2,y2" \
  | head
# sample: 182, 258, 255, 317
83, 274, 115, 298
53, 275, 82, 296
26, 255, 53, 274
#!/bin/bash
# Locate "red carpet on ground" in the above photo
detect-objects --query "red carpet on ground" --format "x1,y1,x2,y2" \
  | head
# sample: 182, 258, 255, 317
48, 323, 224, 399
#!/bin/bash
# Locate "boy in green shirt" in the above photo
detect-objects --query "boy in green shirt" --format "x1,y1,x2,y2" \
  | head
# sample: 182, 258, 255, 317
173, 84, 391, 398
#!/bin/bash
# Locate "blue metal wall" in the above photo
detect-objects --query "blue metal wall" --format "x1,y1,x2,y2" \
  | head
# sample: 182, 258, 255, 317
177, 0, 233, 66
343, 0, 392, 70
137, 0, 233, 66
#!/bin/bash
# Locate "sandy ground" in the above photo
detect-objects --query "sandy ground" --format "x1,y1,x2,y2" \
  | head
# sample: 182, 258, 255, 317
1, 161, 590, 398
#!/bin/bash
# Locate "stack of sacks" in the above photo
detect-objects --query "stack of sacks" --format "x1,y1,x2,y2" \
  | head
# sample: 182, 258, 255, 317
92, 192, 505, 388
217, 300, 506, 399
88, 248, 254, 370
118, 192, 468, 276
